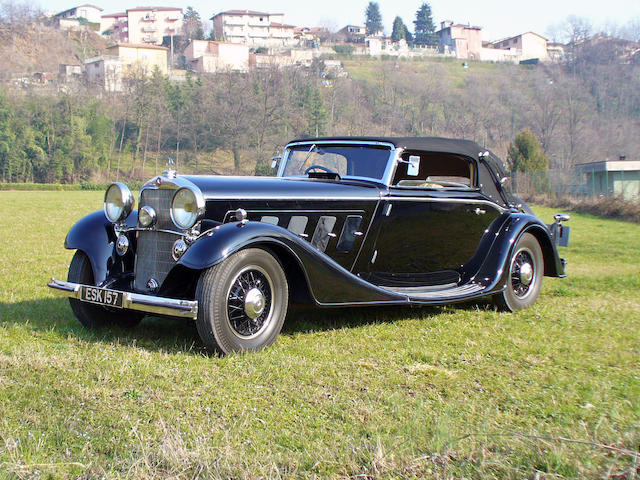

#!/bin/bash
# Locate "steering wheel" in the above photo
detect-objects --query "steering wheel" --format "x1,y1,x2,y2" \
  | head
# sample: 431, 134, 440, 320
304, 165, 337, 175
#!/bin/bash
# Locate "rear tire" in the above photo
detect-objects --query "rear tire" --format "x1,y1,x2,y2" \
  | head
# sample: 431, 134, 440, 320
67, 250, 143, 329
195, 248, 288, 355
493, 233, 544, 311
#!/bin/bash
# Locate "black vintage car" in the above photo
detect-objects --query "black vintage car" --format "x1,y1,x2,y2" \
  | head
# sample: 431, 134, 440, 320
49, 137, 570, 354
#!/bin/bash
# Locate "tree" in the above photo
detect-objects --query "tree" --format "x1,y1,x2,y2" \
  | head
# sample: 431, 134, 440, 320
182, 6, 204, 40
404, 25, 414, 43
414, 3, 437, 46
508, 129, 549, 173
365, 2, 382, 36
391, 16, 407, 42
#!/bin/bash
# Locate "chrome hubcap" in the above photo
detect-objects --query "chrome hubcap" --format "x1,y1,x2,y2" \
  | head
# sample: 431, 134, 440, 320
244, 287, 266, 319
226, 266, 273, 338
519, 262, 533, 286
511, 249, 535, 298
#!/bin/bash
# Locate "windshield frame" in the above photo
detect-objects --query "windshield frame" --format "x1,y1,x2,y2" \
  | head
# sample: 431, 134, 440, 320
278, 140, 398, 185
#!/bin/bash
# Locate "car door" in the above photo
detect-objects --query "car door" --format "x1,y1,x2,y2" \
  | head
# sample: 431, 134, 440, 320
362, 151, 503, 286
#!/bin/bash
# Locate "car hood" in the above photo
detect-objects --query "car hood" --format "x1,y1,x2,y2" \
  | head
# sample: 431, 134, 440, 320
182, 175, 382, 201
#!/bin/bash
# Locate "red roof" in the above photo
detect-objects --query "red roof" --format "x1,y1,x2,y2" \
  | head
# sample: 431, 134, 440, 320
270, 22, 295, 28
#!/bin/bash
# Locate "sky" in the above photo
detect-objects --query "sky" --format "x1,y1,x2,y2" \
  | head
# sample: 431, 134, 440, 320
43, 0, 640, 42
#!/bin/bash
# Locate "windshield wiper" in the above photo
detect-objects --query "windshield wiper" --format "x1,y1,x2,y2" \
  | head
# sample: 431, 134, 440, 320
302, 144, 317, 167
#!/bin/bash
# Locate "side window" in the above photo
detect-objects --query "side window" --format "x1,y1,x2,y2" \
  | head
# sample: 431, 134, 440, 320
393, 152, 474, 189
311, 216, 336, 252
287, 216, 308, 236
336, 215, 363, 252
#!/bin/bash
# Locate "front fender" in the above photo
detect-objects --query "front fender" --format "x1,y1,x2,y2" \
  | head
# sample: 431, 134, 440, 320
64, 210, 138, 284
475, 213, 565, 292
177, 221, 405, 305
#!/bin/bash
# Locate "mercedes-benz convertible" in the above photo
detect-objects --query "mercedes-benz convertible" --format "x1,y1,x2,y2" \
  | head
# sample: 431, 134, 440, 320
48, 137, 570, 354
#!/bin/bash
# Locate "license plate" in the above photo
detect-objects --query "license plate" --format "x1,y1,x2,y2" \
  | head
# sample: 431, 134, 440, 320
81, 286, 124, 308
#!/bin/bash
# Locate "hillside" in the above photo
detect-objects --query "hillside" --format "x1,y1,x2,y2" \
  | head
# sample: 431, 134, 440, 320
0, 22, 106, 78
0, 25, 638, 186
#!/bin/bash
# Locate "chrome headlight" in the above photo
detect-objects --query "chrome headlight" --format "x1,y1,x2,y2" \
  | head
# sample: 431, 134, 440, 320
170, 186, 205, 230
138, 205, 157, 228
104, 182, 134, 223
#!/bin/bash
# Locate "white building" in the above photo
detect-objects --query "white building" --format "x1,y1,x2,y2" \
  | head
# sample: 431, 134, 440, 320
210, 10, 296, 47
488, 32, 549, 62
184, 40, 249, 73
100, 7, 182, 46
54, 4, 103, 24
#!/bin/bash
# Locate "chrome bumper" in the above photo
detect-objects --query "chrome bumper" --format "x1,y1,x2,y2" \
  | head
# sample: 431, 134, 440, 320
47, 278, 198, 319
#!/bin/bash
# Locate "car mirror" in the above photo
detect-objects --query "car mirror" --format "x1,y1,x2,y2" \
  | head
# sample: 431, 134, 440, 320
270, 155, 282, 169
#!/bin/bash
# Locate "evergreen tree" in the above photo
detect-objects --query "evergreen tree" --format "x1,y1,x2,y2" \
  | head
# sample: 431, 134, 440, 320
404, 25, 414, 43
391, 16, 407, 42
182, 6, 204, 40
365, 2, 383, 36
508, 129, 549, 173
414, 2, 437, 46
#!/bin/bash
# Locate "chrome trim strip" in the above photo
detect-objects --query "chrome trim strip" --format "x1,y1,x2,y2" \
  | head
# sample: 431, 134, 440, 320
384, 196, 506, 212
116, 226, 186, 237
204, 194, 380, 201
47, 278, 198, 319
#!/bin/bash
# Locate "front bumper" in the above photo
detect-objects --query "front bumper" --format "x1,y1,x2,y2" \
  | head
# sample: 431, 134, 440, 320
47, 278, 198, 319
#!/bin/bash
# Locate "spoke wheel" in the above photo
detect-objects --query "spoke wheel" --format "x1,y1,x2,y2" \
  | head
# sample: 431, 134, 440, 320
196, 248, 288, 355
510, 248, 536, 298
494, 233, 544, 312
226, 266, 273, 338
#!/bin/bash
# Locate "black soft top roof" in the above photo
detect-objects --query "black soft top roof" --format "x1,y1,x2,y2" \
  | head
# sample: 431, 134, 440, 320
288, 136, 507, 177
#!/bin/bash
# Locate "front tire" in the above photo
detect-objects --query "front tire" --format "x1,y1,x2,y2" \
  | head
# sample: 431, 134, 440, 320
67, 250, 143, 329
195, 248, 289, 355
493, 233, 544, 311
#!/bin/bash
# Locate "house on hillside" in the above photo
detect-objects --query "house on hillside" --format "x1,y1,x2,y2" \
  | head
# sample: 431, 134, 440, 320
100, 7, 182, 46
576, 157, 640, 200
184, 40, 249, 73
436, 21, 483, 60
84, 43, 168, 91
488, 32, 549, 62
54, 4, 102, 24
336, 25, 367, 43
210, 10, 296, 47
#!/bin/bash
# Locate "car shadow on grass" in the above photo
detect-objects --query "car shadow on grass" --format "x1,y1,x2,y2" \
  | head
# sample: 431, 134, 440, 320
0, 297, 495, 355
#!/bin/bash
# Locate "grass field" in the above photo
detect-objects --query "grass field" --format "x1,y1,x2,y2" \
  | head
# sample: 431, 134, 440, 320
0, 191, 639, 479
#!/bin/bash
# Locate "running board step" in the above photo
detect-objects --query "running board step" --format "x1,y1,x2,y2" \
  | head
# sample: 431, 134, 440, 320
381, 282, 486, 302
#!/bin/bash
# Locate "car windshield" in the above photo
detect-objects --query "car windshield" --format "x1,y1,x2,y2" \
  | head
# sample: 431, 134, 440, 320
281, 144, 391, 181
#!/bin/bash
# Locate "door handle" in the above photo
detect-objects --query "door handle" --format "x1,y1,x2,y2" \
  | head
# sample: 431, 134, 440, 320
473, 208, 486, 215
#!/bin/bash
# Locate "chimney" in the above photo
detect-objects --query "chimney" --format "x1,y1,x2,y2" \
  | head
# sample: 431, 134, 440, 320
619, 155, 626, 161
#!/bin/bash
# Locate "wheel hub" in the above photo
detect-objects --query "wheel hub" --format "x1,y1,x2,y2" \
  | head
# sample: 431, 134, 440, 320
244, 287, 265, 319
226, 266, 273, 338
519, 262, 533, 286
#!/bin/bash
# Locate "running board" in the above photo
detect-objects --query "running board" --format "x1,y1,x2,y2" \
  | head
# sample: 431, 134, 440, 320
381, 282, 487, 303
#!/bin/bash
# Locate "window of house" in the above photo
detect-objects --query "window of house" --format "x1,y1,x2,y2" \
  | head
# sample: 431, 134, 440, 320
392, 152, 474, 189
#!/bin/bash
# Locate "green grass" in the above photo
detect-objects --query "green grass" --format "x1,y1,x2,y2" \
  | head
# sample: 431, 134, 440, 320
1, 191, 639, 479
342, 56, 503, 88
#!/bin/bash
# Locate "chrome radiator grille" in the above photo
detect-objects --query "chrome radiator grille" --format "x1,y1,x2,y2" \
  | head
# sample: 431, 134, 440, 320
134, 188, 176, 292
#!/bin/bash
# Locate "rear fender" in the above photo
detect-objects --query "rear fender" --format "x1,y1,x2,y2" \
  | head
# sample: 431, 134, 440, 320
176, 221, 405, 305
474, 214, 565, 293
64, 210, 138, 284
